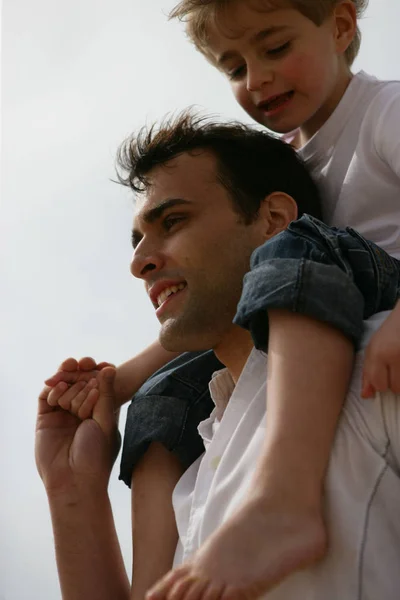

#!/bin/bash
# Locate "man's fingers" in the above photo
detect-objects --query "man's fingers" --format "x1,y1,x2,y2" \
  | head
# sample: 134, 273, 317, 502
47, 381, 70, 406
38, 386, 57, 415
76, 388, 100, 420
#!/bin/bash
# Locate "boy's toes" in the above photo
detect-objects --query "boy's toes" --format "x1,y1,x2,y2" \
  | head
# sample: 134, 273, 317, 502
168, 574, 208, 600
202, 582, 226, 600
147, 567, 189, 600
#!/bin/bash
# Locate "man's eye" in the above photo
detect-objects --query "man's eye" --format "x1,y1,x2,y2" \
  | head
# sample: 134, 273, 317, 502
228, 65, 247, 81
266, 41, 291, 57
163, 215, 185, 231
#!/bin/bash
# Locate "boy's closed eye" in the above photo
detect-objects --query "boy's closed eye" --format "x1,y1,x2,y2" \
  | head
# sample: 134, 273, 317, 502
228, 64, 247, 81
266, 41, 292, 57
227, 41, 292, 80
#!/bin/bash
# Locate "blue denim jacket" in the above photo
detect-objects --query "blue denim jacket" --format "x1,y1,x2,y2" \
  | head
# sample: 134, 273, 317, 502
119, 215, 400, 486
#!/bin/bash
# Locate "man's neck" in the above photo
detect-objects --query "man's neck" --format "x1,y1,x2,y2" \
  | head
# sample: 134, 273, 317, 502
213, 326, 254, 384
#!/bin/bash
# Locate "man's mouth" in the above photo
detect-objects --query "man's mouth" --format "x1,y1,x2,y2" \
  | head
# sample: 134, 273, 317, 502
156, 283, 186, 308
258, 91, 294, 113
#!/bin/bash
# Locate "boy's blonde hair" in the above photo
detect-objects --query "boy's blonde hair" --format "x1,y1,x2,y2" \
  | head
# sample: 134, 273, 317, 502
169, 0, 368, 66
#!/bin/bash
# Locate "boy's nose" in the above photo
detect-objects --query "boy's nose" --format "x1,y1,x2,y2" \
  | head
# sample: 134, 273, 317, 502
246, 63, 273, 92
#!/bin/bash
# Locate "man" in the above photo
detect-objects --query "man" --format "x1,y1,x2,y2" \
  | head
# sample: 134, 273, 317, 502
36, 114, 400, 600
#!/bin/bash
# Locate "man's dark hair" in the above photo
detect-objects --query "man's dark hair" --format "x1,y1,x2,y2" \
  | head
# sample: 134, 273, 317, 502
116, 111, 322, 223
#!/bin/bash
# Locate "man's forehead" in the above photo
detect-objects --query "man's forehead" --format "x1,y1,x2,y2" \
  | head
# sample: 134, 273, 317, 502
141, 151, 218, 198
132, 151, 220, 224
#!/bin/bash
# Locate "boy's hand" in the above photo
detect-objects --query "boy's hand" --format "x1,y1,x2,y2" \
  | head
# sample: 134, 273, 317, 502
45, 357, 115, 420
362, 305, 400, 398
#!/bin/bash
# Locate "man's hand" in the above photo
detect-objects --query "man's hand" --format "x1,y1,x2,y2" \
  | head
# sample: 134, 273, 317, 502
35, 367, 120, 495
44, 357, 114, 420
362, 303, 400, 398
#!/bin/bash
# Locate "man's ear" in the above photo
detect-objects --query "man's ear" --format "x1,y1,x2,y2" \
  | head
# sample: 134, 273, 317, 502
258, 192, 298, 239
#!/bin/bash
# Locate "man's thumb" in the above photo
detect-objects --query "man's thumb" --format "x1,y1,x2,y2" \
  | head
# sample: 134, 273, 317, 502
92, 366, 117, 436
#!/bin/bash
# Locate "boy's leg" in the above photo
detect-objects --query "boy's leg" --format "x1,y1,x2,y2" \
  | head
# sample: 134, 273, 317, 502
131, 443, 183, 600
147, 313, 353, 600
118, 352, 219, 597
119, 351, 221, 487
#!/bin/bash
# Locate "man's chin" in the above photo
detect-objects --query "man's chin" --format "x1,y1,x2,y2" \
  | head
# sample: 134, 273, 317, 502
159, 327, 218, 354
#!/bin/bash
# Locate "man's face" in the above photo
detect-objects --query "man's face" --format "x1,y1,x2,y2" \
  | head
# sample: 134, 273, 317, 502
130, 151, 264, 352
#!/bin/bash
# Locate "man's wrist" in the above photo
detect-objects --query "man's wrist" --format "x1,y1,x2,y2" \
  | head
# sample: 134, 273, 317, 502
45, 477, 109, 505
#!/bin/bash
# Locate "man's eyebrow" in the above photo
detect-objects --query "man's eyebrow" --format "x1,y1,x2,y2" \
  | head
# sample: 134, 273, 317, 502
131, 198, 192, 249
217, 26, 289, 66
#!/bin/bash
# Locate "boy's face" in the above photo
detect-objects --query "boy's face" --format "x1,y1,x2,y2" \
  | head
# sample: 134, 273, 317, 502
130, 151, 264, 353
206, 2, 352, 140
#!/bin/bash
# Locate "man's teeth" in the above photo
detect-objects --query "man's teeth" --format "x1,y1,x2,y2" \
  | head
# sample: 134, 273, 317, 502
157, 283, 186, 307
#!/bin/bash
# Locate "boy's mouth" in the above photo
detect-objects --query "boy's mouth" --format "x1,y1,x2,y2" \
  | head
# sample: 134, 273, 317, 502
258, 91, 294, 113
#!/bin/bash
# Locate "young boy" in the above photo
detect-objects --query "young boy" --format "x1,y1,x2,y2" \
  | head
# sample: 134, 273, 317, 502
45, 1, 400, 598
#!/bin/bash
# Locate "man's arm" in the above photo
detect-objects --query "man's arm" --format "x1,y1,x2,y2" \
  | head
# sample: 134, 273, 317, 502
36, 369, 130, 600
48, 486, 130, 600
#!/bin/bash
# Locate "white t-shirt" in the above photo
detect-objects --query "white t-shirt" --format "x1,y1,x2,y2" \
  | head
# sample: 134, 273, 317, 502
292, 71, 400, 259
172, 314, 400, 599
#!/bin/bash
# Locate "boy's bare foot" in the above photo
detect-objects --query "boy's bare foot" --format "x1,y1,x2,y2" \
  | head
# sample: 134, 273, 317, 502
146, 496, 327, 600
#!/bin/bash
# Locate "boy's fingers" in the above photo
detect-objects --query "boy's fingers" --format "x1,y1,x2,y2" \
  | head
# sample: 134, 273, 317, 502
77, 356, 97, 371
59, 357, 79, 371
361, 382, 375, 399
365, 362, 389, 393
389, 366, 400, 395
96, 361, 115, 370
45, 370, 85, 386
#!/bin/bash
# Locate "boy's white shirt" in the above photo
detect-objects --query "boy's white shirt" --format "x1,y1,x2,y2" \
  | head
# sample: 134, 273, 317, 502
292, 71, 400, 259
171, 72, 400, 597
172, 312, 400, 599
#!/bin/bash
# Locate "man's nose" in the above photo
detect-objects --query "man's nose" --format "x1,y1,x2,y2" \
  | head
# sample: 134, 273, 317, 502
130, 247, 165, 279
247, 61, 273, 92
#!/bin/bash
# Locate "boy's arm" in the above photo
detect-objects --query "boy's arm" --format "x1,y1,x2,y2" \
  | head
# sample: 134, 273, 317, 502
362, 299, 400, 397
114, 340, 181, 406
45, 340, 181, 413
130, 443, 183, 600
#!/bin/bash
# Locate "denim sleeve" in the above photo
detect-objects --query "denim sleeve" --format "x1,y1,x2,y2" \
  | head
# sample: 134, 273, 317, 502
234, 223, 366, 351
119, 351, 221, 488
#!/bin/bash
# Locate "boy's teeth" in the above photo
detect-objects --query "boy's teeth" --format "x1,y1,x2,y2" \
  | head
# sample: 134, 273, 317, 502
265, 92, 292, 110
157, 283, 186, 307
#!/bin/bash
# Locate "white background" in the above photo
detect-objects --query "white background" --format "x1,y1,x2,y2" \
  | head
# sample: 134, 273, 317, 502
1, 1, 400, 598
